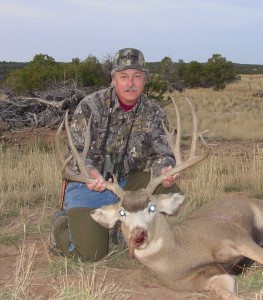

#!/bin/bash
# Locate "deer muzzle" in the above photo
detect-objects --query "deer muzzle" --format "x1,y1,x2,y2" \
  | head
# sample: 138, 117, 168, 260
128, 227, 148, 257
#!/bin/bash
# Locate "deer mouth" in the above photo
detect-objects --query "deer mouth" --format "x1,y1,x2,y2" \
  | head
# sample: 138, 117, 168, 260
128, 228, 148, 257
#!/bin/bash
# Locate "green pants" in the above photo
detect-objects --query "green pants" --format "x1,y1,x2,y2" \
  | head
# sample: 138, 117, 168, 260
52, 171, 181, 261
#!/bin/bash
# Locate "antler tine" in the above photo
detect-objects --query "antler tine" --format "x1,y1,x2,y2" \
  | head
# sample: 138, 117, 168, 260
55, 119, 77, 180
55, 110, 94, 183
55, 110, 126, 201
162, 95, 182, 165
185, 96, 198, 159
145, 96, 210, 195
64, 110, 90, 177
55, 118, 66, 167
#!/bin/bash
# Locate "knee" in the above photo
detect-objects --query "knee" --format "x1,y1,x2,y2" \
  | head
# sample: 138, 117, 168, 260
67, 207, 109, 261
52, 207, 109, 261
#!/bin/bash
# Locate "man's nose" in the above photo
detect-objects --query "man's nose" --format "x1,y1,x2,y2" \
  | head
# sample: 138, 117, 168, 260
127, 76, 134, 86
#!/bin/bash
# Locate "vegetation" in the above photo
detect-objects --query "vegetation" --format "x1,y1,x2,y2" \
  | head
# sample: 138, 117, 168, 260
235, 63, 263, 74
1, 54, 109, 94
2, 52, 261, 98
205, 54, 238, 90
0, 61, 28, 82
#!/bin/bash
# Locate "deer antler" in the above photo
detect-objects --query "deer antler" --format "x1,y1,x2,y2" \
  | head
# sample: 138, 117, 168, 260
55, 110, 126, 200
145, 95, 210, 195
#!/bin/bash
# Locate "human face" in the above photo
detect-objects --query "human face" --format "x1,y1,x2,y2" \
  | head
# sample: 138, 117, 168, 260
112, 69, 146, 105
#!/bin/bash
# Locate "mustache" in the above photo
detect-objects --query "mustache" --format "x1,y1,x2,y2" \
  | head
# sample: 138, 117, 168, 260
123, 87, 138, 92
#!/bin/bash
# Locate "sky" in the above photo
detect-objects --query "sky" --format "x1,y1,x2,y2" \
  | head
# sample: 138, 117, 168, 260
1, 0, 262, 64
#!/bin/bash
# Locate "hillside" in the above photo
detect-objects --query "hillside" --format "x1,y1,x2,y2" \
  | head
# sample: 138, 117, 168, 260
0, 61, 28, 81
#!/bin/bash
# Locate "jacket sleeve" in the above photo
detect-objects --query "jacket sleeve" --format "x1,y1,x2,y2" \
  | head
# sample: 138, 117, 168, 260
146, 108, 176, 176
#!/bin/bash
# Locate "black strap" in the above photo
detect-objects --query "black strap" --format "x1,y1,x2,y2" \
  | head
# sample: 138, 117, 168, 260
100, 89, 141, 158
100, 91, 114, 154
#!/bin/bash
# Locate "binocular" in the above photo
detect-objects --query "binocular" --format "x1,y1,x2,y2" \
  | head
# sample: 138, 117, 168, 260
101, 153, 124, 182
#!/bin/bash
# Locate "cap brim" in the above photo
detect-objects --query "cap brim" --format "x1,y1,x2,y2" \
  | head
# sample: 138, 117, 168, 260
114, 65, 148, 72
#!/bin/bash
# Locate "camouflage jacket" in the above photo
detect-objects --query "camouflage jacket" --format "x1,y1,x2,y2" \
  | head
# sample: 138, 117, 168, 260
70, 87, 175, 180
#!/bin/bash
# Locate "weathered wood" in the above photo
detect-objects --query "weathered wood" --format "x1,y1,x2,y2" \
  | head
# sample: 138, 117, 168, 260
0, 86, 87, 130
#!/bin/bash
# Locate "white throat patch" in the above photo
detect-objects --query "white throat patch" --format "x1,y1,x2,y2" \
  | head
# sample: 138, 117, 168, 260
135, 237, 163, 258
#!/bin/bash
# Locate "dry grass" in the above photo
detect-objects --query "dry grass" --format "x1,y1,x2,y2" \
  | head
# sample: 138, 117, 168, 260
0, 142, 60, 212
0, 74, 263, 299
50, 265, 130, 300
165, 74, 263, 141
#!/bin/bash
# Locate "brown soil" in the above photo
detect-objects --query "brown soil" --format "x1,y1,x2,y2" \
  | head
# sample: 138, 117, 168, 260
1, 127, 262, 154
0, 221, 219, 300
0, 128, 262, 300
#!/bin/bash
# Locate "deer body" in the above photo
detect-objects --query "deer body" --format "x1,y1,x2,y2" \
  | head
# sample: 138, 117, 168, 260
91, 193, 263, 299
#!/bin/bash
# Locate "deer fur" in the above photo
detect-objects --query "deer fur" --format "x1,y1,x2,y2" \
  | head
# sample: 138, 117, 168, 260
91, 192, 263, 300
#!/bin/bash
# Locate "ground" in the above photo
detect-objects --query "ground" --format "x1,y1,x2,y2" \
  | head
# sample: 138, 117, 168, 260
0, 128, 262, 300
0, 223, 222, 300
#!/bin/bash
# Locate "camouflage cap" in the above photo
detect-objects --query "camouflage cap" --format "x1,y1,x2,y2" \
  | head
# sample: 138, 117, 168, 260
113, 48, 147, 72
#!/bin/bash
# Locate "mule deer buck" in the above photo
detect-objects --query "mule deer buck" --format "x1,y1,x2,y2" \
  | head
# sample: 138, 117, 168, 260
56, 97, 263, 300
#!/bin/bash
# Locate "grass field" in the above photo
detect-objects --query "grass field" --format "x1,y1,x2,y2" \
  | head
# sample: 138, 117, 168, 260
165, 74, 263, 141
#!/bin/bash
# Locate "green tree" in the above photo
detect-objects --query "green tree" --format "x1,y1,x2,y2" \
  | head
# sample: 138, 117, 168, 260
177, 59, 187, 80
3, 53, 109, 93
158, 56, 178, 91
71, 57, 80, 64
28, 54, 62, 88
80, 55, 108, 87
102, 53, 114, 84
204, 54, 237, 90
62, 58, 82, 86
184, 61, 205, 87
4, 54, 63, 93
144, 74, 170, 107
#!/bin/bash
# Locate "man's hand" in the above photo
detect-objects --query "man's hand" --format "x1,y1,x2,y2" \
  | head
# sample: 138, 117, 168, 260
86, 168, 112, 192
160, 165, 180, 188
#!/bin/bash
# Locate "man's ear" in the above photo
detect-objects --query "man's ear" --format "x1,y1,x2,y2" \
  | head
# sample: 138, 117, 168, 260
90, 203, 120, 229
151, 193, 185, 215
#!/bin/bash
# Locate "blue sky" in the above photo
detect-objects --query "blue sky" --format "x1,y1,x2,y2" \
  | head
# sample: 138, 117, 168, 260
1, 0, 262, 64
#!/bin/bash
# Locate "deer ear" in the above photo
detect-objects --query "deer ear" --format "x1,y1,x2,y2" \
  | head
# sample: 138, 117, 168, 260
152, 193, 185, 215
90, 204, 120, 229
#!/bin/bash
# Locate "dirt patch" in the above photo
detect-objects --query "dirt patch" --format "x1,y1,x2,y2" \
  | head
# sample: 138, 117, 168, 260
0, 128, 58, 147
0, 236, 216, 300
1, 127, 262, 153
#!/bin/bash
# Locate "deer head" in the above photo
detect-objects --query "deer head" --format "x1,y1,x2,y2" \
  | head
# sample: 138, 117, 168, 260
56, 95, 209, 257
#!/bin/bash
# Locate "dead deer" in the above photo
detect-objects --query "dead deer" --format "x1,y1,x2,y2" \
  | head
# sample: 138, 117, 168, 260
56, 97, 263, 300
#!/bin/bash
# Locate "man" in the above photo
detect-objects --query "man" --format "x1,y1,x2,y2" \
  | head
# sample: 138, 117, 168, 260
50, 48, 180, 261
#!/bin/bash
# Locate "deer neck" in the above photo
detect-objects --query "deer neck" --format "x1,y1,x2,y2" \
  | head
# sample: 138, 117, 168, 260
134, 213, 176, 260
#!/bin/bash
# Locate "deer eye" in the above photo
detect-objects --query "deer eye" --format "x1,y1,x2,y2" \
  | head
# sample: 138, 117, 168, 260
119, 210, 126, 217
148, 204, 156, 214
